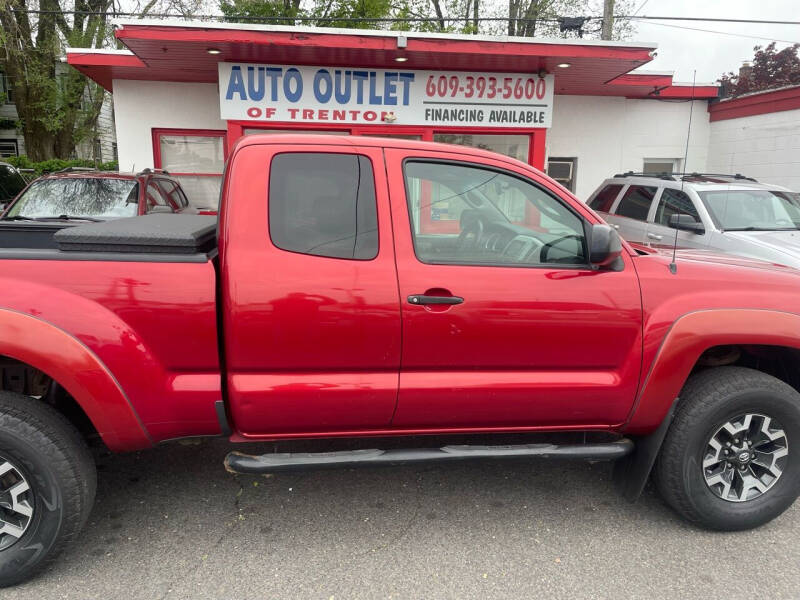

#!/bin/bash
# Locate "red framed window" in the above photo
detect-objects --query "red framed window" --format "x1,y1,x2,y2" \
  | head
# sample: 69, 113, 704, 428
225, 121, 546, 234
153, 128, 227, 209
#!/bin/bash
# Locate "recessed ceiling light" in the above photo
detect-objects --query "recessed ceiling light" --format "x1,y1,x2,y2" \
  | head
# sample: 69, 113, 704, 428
557, 62, 571, 68
207, 48, 222, 55
395, 56, 409, 62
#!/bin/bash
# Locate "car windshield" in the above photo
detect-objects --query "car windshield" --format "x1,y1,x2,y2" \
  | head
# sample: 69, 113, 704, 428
698, 189, 800, 231
5, 177, 139, 219
0, 164, 27, 202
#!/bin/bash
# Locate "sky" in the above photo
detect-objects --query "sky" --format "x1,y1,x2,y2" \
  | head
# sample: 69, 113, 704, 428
627, 0, 800, 83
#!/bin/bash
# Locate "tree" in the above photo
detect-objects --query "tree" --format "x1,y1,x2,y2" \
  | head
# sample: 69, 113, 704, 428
0, 0, 115, 160
219, 0, 635, 38
219, 0, 394, 28
719, 42, 800, 97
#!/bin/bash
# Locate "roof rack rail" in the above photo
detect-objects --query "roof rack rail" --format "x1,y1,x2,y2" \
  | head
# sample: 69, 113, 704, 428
56, 166, 99, 173
136, 167, 170, 176
612, 171, 758, 183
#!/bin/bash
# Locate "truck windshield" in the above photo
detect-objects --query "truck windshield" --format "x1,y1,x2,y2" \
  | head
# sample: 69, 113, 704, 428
698, 189, 800, 231
5, 178, 139, 220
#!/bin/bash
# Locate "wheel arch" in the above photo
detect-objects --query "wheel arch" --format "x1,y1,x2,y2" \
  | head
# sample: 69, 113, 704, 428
626, 309, 800, 435
0, 307, 152, 451
616, 309, 800, 501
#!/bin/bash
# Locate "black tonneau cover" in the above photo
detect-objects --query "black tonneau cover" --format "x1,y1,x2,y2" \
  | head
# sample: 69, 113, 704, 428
54, 214, 217, 254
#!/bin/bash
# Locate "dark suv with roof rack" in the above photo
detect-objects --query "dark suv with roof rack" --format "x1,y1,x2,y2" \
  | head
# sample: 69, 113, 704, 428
586, 172, 800, 269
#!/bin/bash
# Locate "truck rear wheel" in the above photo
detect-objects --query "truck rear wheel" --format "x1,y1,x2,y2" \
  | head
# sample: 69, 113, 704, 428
0, 391, 96, 587
654, 366, 800, 530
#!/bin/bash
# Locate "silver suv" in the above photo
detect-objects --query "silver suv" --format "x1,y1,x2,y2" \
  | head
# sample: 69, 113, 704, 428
586, 173, 800, 268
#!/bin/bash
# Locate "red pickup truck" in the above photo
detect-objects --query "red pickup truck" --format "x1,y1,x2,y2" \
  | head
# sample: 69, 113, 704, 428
1, 135, 800, 586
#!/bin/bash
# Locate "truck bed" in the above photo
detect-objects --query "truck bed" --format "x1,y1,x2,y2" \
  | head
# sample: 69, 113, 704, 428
0, 221, 74, 250
0, 213, 222, 443
0, 214, 217, 261
54, 214, 217, 254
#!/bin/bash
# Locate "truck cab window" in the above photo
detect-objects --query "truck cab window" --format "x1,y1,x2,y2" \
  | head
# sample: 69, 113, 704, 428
269, 153, 378, 260
403, 161, 586, 267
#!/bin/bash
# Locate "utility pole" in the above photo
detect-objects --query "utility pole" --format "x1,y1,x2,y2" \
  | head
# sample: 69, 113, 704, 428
601, 0, 614, 40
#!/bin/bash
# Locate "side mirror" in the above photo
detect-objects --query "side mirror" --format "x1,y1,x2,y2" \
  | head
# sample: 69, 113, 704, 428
590, 223, 623, 270
668, 214, 705, 234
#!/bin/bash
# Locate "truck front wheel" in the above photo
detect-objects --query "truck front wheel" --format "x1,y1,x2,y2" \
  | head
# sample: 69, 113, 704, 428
0, 391, 96, 587
654, 366, 800, 530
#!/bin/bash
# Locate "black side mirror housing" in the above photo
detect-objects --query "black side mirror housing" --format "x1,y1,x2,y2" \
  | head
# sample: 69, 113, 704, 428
668, 214, 705, 234
589, 224, 623, 270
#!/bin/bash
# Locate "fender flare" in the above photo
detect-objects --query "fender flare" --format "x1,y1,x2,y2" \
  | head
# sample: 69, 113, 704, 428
626, 309, 800, 433
0, 308, 152, 451
615, 309, 800, 500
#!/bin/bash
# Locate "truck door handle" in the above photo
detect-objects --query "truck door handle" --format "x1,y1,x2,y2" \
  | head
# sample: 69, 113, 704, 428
647, 232, 663, 241
408, 294, 464, 306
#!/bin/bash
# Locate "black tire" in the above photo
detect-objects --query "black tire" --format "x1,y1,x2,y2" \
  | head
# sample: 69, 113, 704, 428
654, 366, 800, 530
0, 391, 96, 587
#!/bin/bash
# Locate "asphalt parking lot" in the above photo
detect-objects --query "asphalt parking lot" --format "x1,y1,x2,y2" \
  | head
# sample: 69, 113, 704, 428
6, 437, 799, 600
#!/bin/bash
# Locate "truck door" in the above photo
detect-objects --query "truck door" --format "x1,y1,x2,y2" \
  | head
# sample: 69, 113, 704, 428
384, 148, 643, 429
220, 144, 401, 435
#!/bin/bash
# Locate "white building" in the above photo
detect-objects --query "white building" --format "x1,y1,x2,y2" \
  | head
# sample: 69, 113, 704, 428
707, 85, 800, 193
67, 20, 736, 207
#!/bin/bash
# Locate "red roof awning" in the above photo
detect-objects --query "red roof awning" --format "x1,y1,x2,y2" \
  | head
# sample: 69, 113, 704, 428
67, 20, 718, 100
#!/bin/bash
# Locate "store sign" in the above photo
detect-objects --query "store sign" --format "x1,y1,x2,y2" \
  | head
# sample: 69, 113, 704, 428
218, 63, 554, 128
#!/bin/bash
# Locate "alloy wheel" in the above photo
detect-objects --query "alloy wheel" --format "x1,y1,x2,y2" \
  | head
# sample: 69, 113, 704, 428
0, 457, 34, 551
702, 413, 789, 502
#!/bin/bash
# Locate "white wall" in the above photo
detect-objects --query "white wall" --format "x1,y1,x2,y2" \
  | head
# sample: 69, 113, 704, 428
75, 91, 117, 162
112, 80, 225, 172
548, 96, 710, 200
707, 109, 800, 192
112, 80, 713, 202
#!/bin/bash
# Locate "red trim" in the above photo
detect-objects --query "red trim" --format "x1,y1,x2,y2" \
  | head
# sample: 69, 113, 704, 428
227, 121, 546, 165
116, 25, 655, 62
228, 122, 546, 235
152, 128, 228, 174
708, 86, 800, 122
66, 52, 145, 68
66, 51, 146, 91
609, 73, 673, 87
646, 85, 718, 99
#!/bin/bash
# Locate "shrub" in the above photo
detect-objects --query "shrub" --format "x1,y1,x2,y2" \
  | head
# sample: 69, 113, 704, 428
4, 156, 119, 178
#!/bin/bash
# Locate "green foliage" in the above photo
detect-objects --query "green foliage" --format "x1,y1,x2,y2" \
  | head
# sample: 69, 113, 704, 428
219, 0, 394, 28
4, 156, 118, 177
218, 0, 635, 38
0, 0, 114, 160
719, 43, 800, 97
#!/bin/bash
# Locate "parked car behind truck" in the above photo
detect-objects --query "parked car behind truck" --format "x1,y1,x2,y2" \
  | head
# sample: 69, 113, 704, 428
586, 172, 800, 267
1, 167, 196, 222
1, 136, 800, 586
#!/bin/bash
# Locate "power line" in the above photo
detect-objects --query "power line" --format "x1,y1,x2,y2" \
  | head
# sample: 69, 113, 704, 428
7, 10, 800, 27
630, 18, 800, 45
631, 0, 651, 17
619, 15, 800, 26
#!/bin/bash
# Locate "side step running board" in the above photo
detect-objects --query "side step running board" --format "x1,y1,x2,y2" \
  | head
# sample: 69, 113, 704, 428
224, 439, 634, 474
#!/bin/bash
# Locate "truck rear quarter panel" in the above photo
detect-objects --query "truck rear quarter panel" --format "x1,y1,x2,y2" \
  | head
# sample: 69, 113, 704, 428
0, 259, 220, 449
